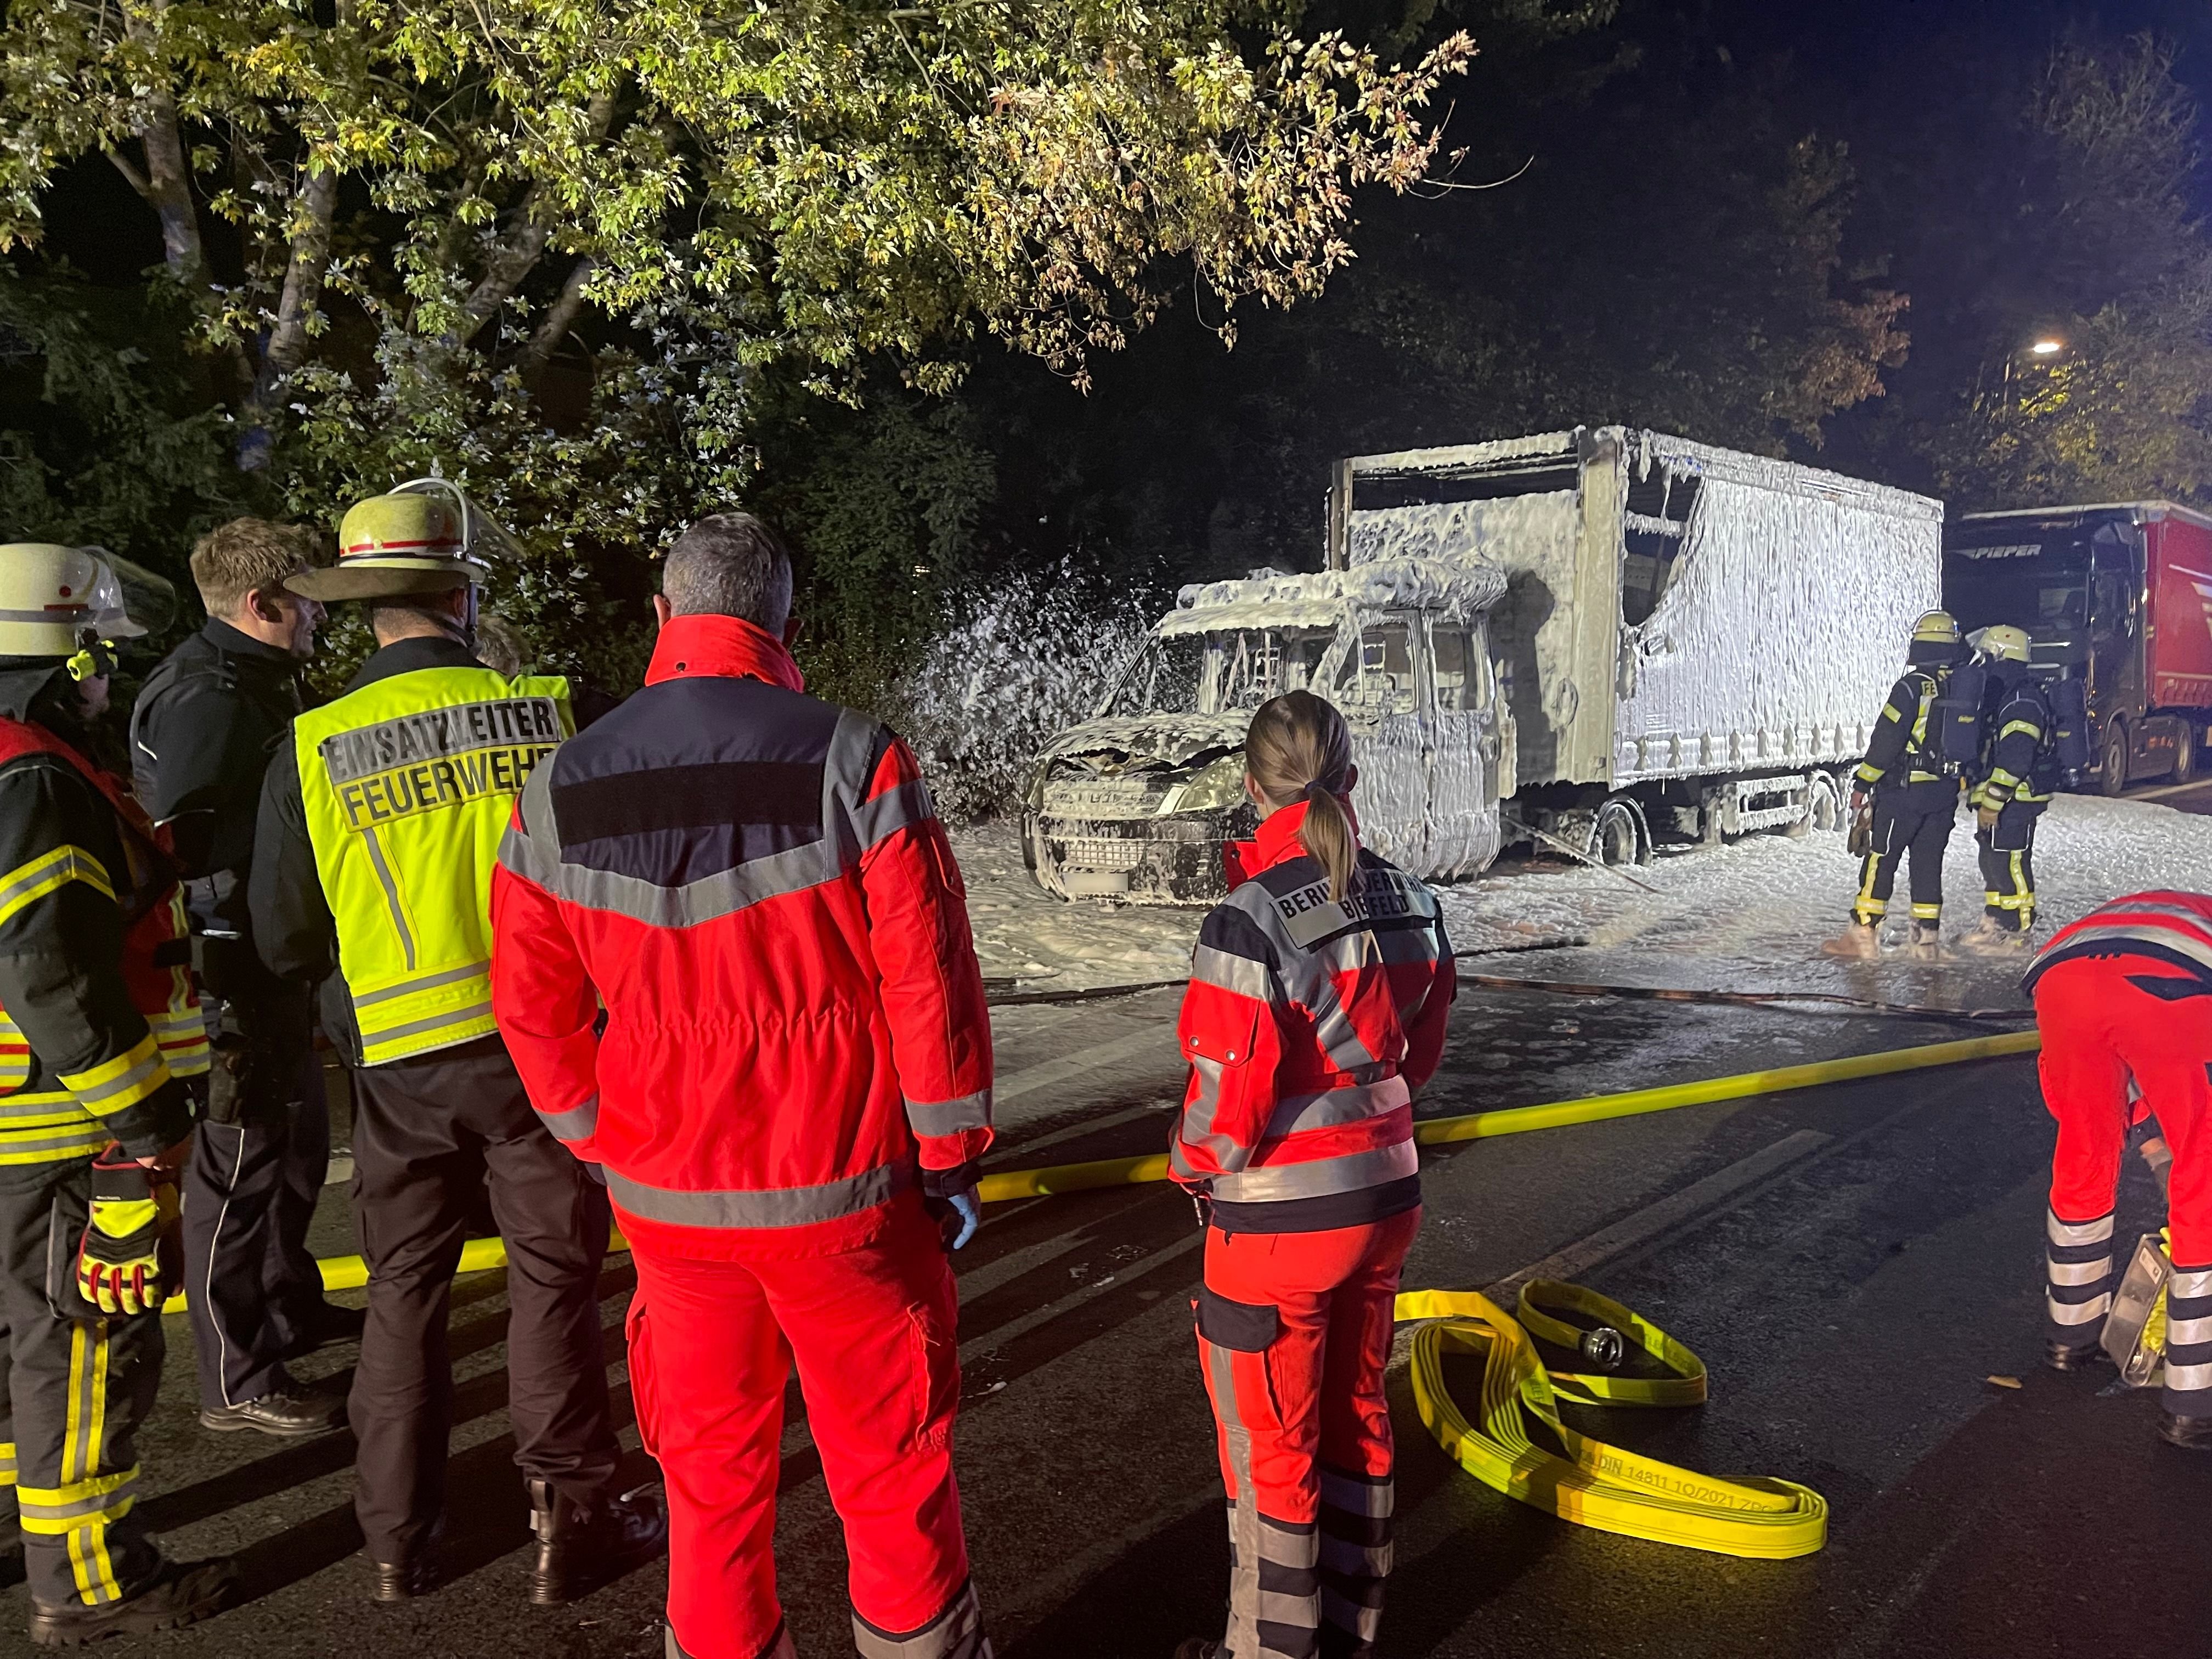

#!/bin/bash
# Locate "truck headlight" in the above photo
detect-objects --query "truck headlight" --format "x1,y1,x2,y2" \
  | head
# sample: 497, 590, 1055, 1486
1159, 752, 1246, 816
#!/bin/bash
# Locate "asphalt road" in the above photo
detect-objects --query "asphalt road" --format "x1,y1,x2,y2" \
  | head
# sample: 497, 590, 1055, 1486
14, 981, 2201, 1659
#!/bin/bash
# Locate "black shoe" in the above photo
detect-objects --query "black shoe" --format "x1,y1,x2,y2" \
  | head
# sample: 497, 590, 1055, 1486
29, 1558, 234, 1647
527, 1480, 669, 1605
282, 1301, 367, 1360
2160, 1411, 2212, 1450
1173, 1643, 1220, 1659
199, 1386, 346, 1438
2044, 1338, 2109, 1372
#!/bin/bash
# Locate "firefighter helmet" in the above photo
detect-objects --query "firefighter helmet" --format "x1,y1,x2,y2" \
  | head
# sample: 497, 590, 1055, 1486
1911, 610, 1962, 647
1970, 624, 2032, 664
0, 543, 176, 680
291, 478, 517, 603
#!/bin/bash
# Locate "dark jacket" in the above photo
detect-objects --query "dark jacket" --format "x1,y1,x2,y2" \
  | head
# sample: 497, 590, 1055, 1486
130, 618, 311, 940
0, 663, 196, 1158
1855, 668, 1952, 795
1974, 667, 2058, 809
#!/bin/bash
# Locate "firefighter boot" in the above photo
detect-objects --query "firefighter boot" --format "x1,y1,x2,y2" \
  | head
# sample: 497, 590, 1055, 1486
1909, 920, 1944, 959
2159, 1412, 2212, 1450
526, 1479, 668, 1605
1821, 920, 1881, 959
2044, 1338, 2111, 1372
29, 1558, 236, 1647
1957, 915, 2033, 957
1173, 1643, 1220, 1659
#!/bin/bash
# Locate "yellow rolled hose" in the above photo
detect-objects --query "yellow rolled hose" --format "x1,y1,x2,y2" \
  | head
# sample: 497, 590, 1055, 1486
1397, 1282, 1829, 1559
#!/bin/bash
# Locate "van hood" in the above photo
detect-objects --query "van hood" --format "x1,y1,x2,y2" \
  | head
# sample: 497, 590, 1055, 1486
1035, 713, 1251, 776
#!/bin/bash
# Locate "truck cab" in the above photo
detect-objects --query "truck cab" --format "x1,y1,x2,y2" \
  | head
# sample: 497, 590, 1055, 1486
1023, 558, 1511, 902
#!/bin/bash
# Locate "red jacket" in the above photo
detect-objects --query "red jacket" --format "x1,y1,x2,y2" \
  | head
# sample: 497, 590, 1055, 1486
2025, 890, 2212, 995
490, 615, 993, 1260
1170, 800, 1455, 1233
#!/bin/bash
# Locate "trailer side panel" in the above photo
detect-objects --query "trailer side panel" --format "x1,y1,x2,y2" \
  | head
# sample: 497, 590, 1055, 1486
2148, 515, 2212, 712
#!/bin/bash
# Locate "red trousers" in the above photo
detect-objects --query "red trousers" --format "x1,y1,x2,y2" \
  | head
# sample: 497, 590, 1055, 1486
1196, 1208, 1420, 1659
627, 1194, 986, 1659
2034, 954, 2212, 1412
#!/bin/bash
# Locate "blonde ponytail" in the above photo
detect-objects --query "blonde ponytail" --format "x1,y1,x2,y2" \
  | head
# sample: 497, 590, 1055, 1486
1245, 690, 1358, 901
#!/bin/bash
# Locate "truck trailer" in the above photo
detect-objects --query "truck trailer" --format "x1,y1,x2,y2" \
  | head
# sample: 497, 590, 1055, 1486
1024, 426, 1944, 903
1944, 501, 2212, 792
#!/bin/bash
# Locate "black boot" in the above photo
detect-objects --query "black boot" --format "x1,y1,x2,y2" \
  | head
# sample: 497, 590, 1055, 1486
2044, 1337, 2108, 1372
368, 1556, 439, 1602
2159, 1412, 2212, 1450
526, 1480, 668, 1606
29, 1558, 234, 1647
1172, 1642, 1220, 1659
199, 1380, 346, 1438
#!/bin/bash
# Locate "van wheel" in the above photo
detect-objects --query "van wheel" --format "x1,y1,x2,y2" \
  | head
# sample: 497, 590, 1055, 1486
2102, 721, 2130, 797
1794, 771, 1843, 837
2175, 723, 2198, 785
1590, 797, 1647, 866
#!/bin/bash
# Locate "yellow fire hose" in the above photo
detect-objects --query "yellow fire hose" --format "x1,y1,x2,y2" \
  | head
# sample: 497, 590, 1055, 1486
159, 1026, 2038, 1314
1395, 1282, 1828, 1559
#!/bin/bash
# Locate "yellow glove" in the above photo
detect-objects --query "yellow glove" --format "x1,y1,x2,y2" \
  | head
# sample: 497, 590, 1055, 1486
77, 1152, 179, 1316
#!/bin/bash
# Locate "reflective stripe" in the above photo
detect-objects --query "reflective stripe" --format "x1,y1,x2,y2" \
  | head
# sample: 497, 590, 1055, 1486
2163, 1360, 2212, 1392
59, 1032, 170, 1114
1321, 1585, 1385, 1644
0, 1127, 111, 1162
605, 1160, 911, 1229
0, 1439, 15, 1483
2041, 922, 2212, 976
16, 1469, 138, 1529
2047, 1211, 2114, 1246
850, 777, 934, 855
359, 997, 495, 1059
535, 1095, 599, 1142
360, 827, 418, 972
503, 815, 837, 930
1910, 901, 1942, 921
2046, 1256, 2112, 1287
2047, 1290, 2111, 1325
2167, 1315, 2212, 1346
354, 961, 490, 1008
1263, 1074, 1409, 1139
0, 844, 114, 924
1190, 944, 1282, 1005
1319, 1466, 1393, 1518
851, 1578, 988, 1659
905, 1089, 992, 1138
1209, 1139, 1418, 1204
2171, 1267, 2212, 1300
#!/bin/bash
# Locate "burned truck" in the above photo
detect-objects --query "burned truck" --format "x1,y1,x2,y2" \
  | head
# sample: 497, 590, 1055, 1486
1023, 560, 1511, 900
1025, 426, 1943, 904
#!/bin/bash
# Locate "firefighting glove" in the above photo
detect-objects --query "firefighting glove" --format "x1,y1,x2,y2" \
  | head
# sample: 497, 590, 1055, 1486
1977, 803, 2000, 832
77, 1153, 179, 1316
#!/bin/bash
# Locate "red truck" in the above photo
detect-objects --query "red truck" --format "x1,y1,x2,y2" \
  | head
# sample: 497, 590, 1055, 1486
1944, 501, 2212, 791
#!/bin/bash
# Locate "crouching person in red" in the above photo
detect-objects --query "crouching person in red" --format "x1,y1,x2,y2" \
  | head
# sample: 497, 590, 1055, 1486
1170, 691, 1455, 1659
489, 512, 996, 1659
2025, 890, 2212, 1447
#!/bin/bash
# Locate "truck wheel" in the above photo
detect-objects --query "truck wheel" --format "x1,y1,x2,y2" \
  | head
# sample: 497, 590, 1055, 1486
2176, 723, 2198, 785
2102, 721, 2130, 797
1590, 797, 1646, 866
1792, 772, 1842, 838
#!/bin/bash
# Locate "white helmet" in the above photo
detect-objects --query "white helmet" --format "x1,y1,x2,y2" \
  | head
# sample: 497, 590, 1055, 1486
1968, 624, 2033, 665
0, 543, 175, 679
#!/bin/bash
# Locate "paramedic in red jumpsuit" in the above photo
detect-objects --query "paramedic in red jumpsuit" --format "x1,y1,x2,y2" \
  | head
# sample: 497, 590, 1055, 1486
488, 513, 996, 1659
1169, 690, 1455, 1659
2024, 890, 2212, 1448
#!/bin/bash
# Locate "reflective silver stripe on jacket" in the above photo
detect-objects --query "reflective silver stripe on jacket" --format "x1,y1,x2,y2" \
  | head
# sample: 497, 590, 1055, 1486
1207, 1139, 1419, 1205
535, 1095, 599, 1142
905, 1088, 992, 1138
603, 1160, 911, 1229
1261, 1074, 1409, 1141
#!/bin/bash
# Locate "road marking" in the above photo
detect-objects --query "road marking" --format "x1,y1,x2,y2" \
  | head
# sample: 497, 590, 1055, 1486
995, 1025, 1183, 1104
2128, 780, 2212, 802
960, 1231, 1202, 1362
1482, 1127, 1833, 1304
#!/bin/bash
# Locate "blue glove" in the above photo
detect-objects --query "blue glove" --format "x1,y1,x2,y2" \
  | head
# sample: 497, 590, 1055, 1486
941, 1187, 982, 1250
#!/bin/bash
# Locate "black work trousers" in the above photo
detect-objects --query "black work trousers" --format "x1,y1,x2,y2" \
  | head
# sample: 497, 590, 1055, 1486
181, 942, 332, 1409
1978, 800, 2045, 931
0, 1156, 166, 1610
1853, 782, 1959, 926
347, 1035, 619, 1566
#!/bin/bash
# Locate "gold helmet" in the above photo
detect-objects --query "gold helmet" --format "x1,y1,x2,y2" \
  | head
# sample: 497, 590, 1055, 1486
0, 543, 175, 680
1970, 624, 2032, 664
1911, 610, 1961, 647
290, 478, 517, 603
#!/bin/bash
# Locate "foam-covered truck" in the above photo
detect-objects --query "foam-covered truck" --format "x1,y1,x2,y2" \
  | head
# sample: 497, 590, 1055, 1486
1025, 426, 1945, 902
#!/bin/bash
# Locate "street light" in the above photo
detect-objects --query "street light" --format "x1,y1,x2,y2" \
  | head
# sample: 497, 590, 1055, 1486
2030, 338, 2064, 356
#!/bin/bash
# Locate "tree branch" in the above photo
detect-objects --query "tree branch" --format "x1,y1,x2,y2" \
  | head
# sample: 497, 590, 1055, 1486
518, 255, 595, 386
450, 89, 616, 347
104, 145, 151, 199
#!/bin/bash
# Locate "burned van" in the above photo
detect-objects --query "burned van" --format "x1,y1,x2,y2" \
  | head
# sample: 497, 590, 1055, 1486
1023, 558, 1511, 902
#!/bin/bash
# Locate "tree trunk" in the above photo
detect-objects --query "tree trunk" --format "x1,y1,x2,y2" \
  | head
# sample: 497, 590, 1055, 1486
449, 91, 617, 348
238, 159, 339, 470
134, 90, 205, 279
518, 256, 596, 387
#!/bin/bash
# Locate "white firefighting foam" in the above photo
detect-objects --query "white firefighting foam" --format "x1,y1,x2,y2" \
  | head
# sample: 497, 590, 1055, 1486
952, 794, 2212, 1005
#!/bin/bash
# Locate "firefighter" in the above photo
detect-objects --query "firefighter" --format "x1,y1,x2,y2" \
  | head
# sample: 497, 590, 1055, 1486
1166, 689, 1456, 1659
130, 519, 360, 1438
2023, 891, 2212, 1448
1960, 625, 2055, 956
490, 512, 996, 1659
1830, 610, 1967, 959
0, 543, 236, 1644
249, 482, 665, 1602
